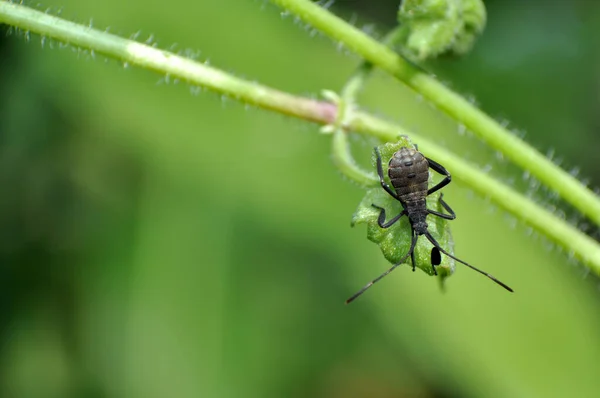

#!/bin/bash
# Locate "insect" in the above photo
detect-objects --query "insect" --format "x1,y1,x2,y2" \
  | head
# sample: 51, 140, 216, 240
346, 146, 513, 304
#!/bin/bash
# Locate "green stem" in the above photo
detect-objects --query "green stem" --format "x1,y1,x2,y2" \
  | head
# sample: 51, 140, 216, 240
1, 2, 599, 275
268, 0, 600, 228
0, 1, 337, 124
331, 27, 405, 187
331, 127, 378, 187
327, 50, 383, 187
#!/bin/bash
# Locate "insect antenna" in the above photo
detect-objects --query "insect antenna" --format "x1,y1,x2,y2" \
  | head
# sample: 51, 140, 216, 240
424, 232, 513, 292
345, 233, 418, 304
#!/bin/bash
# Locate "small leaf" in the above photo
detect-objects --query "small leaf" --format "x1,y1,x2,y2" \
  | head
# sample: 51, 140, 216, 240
352, 139, 456, 287
397, 0, 486, 60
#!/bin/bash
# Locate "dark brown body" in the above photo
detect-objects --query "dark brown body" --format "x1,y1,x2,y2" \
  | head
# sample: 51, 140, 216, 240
344, 145, 513, 303
388, 147, 430, 233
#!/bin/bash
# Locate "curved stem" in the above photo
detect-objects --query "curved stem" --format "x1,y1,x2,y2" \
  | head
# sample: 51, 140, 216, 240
330, 27, 404, 187
268, 0, 600, 228
1, 2, 599, 275
331, 127, 378, 187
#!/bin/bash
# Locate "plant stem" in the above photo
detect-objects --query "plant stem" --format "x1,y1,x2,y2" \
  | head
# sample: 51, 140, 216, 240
268, 0, 600, 228
0, 1, 337, 124
329, 84, 380, 187
330, 27, 405, 187
331, 127, 379, 187
1, 2, 600, 274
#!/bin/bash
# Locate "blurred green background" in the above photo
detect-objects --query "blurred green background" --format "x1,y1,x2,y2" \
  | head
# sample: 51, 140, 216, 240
1, 0, 600, 397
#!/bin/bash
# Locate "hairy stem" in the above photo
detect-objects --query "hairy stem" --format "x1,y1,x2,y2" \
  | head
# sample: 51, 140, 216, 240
330, 28, 405, 187
331, 127, 378, 187
268, 0, 600, 228
0, 1, 337, 124
1, 2, 599, 274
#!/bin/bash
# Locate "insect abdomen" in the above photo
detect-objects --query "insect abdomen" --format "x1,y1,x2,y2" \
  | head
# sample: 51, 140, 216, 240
388, 147, 429, 203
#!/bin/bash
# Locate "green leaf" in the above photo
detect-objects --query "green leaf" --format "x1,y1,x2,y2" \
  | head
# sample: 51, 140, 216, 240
351, 139, 456, 287
397, 0, 486, 60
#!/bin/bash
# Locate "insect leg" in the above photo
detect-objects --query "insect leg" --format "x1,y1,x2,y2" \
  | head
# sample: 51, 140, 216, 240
375, 147, 401, 200
410, 243, 420, 272
426, 157, 452, 195
427, 193, 456, 220
423, 231, 514, 292
345, 234, 418, 304
371, 204, 407, 228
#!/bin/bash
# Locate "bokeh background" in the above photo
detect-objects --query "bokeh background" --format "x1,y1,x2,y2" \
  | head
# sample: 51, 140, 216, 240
1, 0, 600, 397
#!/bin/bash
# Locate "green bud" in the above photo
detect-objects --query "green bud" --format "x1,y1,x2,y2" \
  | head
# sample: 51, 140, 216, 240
398, 0, 451, 20
452, 0, 486, 55
397, 0, 486, 60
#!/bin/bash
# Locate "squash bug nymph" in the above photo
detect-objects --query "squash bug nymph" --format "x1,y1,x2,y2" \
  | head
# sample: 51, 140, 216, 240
346, 146, 513, 304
